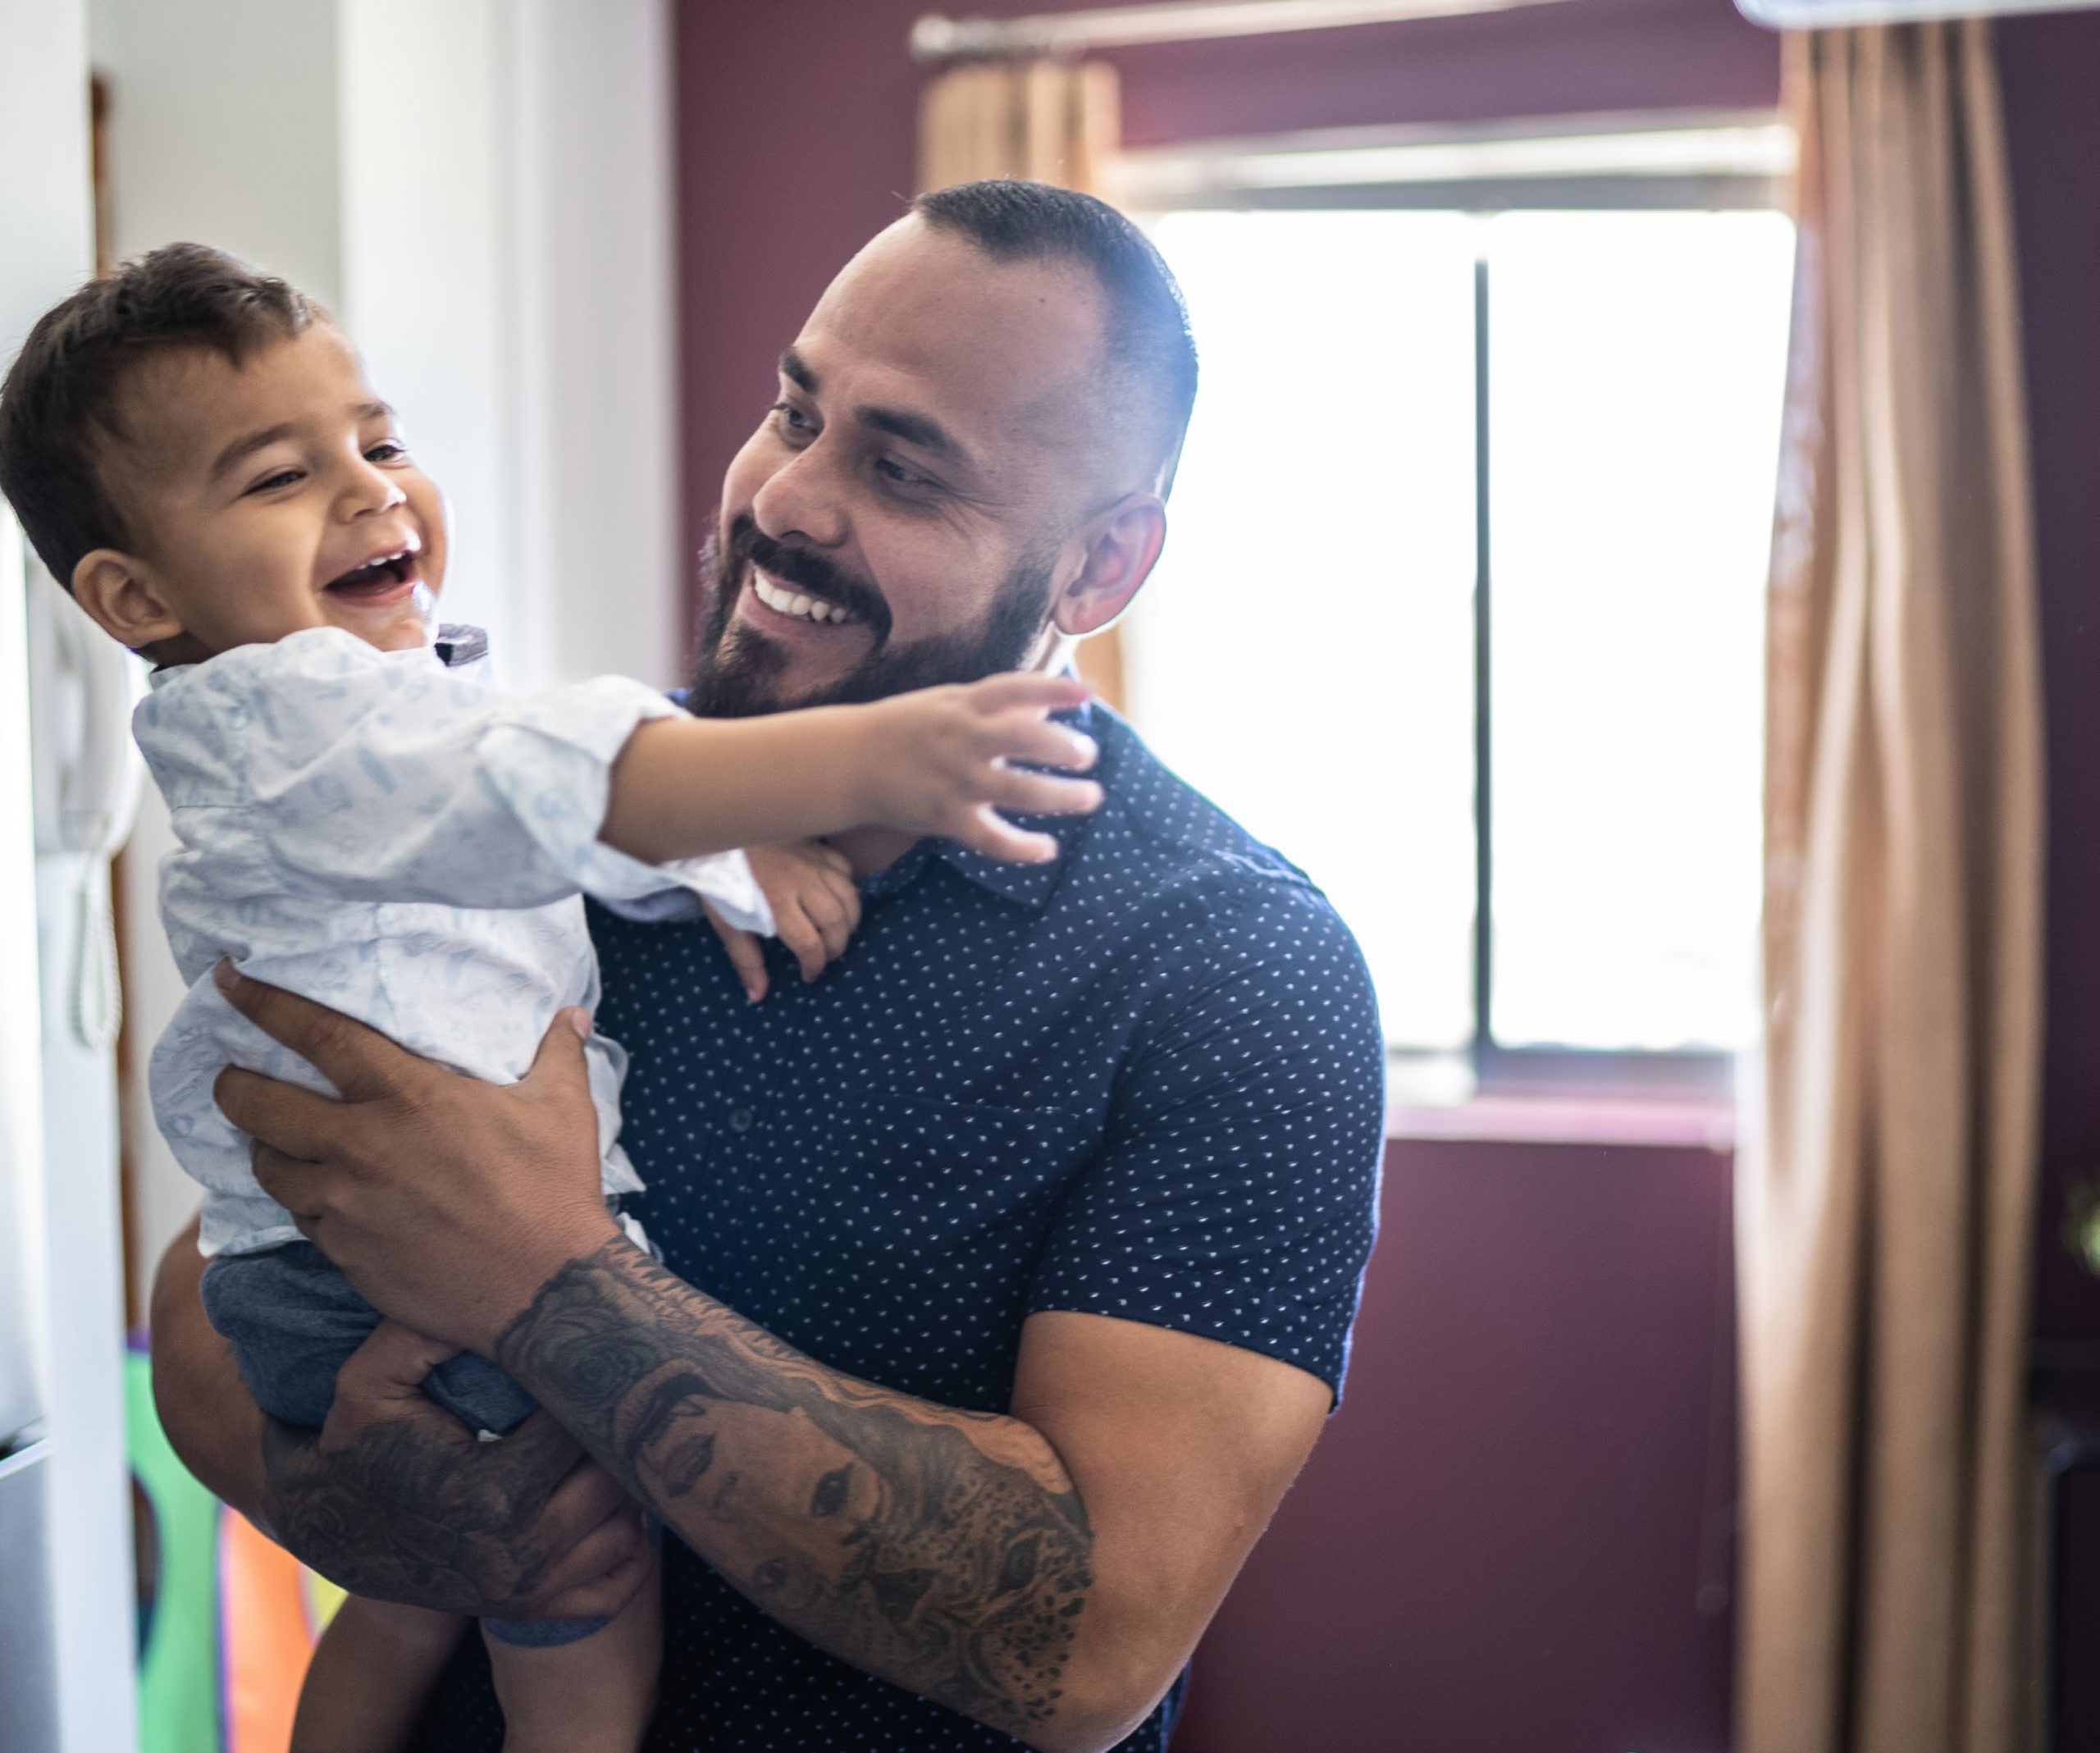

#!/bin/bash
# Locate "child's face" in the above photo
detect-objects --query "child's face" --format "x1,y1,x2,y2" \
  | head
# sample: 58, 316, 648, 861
89, 323, 447, 660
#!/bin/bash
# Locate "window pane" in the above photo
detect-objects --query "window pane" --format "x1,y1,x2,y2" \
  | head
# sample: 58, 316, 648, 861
1127, 211, 1479, 1052
1486, 211, 1795, 1051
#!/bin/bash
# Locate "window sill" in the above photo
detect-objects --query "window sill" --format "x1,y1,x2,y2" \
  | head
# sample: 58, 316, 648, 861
1385, 1091, 1737, 1151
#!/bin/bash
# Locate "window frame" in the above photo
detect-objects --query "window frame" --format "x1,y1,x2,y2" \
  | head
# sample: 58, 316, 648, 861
1123, 112, 1792, 1100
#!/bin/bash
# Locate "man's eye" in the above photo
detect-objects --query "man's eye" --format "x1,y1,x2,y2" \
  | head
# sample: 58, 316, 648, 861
770, 401, 813, 434
875, 458, 930, 490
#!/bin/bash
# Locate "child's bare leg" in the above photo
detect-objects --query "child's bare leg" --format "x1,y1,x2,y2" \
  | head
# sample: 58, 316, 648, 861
291, 1596, 470, 1753
484, 1550, 662, 1753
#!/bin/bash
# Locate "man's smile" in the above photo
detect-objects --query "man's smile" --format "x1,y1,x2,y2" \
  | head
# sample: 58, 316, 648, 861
748, 564, 861, 628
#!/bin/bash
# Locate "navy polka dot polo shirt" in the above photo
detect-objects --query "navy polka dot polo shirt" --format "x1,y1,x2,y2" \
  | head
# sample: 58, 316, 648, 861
416, 702, 1386, 1751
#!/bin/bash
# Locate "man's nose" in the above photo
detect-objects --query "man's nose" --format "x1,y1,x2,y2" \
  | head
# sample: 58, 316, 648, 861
749, 443, 847, 550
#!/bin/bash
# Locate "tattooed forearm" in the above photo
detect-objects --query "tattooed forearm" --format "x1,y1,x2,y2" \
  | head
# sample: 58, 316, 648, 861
495, 1238, 1096, 1742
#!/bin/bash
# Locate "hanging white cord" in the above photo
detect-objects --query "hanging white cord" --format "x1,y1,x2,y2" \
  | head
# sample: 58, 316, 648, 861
70, 859, 122, 1052
22, 542, 144, 1054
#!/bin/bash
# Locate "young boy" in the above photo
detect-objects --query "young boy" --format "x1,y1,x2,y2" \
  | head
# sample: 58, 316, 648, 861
0, 243, 1102, 1751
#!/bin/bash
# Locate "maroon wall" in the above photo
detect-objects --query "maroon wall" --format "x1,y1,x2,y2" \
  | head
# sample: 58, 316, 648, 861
2001, 19, 2100, 1743
1171, 1136, 1737, 1753
2001, 13, 2100, 1360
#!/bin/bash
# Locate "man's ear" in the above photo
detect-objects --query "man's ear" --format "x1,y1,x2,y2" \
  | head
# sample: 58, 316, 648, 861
71, 549, 187, 652
1051, 493, 1166, 640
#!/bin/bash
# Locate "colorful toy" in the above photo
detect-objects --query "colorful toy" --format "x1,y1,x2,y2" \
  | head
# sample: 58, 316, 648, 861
126, 1342, 344, 1753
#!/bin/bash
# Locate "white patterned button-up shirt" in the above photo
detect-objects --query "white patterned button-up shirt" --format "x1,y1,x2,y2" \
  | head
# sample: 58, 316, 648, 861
135, 624, 769, 1258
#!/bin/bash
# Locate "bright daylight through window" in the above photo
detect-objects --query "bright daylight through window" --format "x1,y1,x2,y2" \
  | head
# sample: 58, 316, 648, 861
1124, 207, 1796, 1072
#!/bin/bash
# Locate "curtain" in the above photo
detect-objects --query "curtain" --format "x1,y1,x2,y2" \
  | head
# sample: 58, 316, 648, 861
916, 58, 1130, 711
1739, 22, 2044, 1753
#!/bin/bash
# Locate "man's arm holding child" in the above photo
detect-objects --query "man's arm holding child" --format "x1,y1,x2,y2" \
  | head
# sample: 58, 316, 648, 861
208, 975, 1346, 1753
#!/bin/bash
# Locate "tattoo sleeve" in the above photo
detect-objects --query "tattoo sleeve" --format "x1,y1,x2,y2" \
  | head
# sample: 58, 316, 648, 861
494, 1237, 1096, 1742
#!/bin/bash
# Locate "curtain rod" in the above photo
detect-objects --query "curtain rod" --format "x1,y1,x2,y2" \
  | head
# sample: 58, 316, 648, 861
911, 0, 1577, 65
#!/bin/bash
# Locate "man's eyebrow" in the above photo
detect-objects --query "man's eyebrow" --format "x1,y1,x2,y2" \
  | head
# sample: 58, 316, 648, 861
856, 404, 961, 462
778, 346, 970, 471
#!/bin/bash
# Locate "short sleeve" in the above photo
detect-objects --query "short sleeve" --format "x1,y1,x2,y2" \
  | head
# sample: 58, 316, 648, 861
1026, 875, 1385, 1404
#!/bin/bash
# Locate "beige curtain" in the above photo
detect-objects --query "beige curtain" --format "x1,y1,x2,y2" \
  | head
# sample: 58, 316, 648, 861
1740, 22, 2044, 1753
916, 58, 1129, 711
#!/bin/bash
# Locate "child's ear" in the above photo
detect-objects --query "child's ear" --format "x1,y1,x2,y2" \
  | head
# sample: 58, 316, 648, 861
1050, 493, 1166, 640
70, 549, 187, 652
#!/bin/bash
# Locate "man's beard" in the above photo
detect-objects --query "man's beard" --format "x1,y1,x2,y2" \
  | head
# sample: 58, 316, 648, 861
685, 513, 1057, 719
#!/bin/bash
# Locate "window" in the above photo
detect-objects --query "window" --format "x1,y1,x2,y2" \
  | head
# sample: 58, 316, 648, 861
1121, 184, 1796, 1093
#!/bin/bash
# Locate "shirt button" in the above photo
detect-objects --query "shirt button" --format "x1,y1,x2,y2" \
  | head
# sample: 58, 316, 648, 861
728, 1106, 756, 1133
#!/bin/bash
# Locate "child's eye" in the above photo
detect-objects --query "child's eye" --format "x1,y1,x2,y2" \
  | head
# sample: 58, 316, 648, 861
365, 441, 408, 463
248, 468, 304, 494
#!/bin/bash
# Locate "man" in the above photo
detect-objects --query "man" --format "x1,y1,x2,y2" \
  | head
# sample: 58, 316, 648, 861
151, 180, 1384, 1752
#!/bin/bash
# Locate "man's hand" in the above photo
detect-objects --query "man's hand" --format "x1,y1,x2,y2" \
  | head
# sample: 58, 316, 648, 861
709, 839, 862, 1002
150, 1219, 648, 1626
260, 1321, 652, 1621
208, 962, 621, 1355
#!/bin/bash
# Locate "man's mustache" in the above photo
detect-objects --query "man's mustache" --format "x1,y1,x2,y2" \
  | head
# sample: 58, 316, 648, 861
729, 516, 892, 645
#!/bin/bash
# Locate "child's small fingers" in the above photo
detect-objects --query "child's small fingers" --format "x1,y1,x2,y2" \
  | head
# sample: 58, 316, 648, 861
964, 670, 1090, 715
985, 716, 1098, 773
993, 770, 1105, 818
706, 911, 769, 1002
813, 909, 851, 967
825, 872, 863, 934
956, 807, 1060, 865
778, 906, 830, 984
798, 877, 849, 929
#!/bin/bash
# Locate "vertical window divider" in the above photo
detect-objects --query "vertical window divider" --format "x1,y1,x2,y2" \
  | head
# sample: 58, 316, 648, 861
1471, 244, 1495, 1082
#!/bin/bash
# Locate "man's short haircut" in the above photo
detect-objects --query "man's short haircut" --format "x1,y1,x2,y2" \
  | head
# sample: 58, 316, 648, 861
0, 242, 322, 589
911, 179, 1198, 494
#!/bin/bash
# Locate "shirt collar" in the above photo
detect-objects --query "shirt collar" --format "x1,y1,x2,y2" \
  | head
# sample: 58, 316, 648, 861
144, 621, 489, 691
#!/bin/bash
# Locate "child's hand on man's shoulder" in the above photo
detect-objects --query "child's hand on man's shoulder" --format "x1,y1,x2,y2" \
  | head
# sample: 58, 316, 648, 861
708, 840, 861, 1002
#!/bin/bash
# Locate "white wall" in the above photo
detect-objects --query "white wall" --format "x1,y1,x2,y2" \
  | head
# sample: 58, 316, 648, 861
88, 0, 686, 1308
506, 0, 684, 690
0, 3, 144, 1747
338, 0, 519, 657
86, 0, 346, 307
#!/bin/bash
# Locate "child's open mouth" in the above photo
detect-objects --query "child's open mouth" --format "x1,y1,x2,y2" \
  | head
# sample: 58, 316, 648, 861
324, 548, 420, 601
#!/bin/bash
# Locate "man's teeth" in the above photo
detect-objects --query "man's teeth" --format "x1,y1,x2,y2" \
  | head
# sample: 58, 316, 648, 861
753, 570, 855, 626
